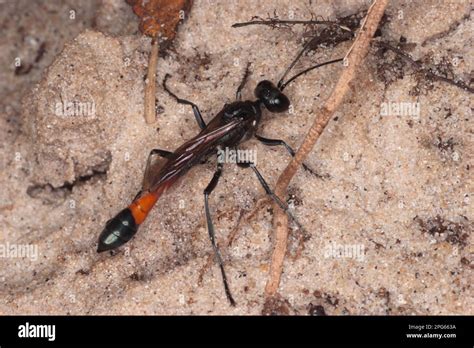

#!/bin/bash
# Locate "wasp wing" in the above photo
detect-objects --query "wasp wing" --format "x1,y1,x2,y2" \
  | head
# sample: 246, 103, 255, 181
141, 152, 169, 192
142, 117, 247, 193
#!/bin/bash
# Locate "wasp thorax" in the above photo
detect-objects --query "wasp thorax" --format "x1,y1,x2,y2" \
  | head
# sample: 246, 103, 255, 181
223, 101, 257, 120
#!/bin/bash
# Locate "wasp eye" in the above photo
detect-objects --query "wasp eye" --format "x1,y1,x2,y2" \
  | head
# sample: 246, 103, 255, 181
254, 80, 274, 100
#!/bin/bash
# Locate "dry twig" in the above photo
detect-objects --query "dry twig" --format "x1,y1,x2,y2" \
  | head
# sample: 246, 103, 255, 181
127, 0, 192, 124
144, 39, 160, 124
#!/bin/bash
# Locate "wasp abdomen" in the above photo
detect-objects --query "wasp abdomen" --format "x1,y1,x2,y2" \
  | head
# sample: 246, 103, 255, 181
97, 208, 138, 252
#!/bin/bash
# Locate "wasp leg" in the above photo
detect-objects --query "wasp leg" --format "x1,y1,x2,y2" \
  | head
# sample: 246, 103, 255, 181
203, 161, 236, 306
150, 149, 172, 159
236, 62, 252, 100
237, 160, 307, 233
162, 74, 206, 130
133, 190, 143, 201
255, 134, 322, 177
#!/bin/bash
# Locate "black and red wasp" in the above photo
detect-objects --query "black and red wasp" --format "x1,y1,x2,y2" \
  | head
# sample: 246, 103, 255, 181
97, 29, 343, 305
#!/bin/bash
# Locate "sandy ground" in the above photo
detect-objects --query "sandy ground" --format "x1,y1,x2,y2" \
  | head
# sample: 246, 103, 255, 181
0, 0, 472, 315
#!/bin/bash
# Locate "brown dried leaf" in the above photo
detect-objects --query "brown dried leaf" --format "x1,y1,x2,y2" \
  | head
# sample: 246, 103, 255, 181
126, 0, 192, 39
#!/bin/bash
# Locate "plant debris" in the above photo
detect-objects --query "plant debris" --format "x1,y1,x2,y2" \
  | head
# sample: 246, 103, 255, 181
126, 0, 192, 41
376, 41, 474, 94
415, 215, 470, 248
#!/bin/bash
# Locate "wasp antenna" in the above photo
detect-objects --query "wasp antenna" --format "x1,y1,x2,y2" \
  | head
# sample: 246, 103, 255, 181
279, 58, 344, 91
277, 38, 315, 89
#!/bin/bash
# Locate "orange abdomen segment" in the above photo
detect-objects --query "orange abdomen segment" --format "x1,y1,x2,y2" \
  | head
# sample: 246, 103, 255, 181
129, 189, 163, 225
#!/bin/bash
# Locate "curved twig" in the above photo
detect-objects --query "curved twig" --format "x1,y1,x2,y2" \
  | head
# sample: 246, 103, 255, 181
263, 0, 389, 304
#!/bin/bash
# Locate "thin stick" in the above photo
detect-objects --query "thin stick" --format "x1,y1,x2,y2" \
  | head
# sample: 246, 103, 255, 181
232, 19, 336, 28
232, 19, 352, 34
263, 0, 389, 302
144, 38, 159, 124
